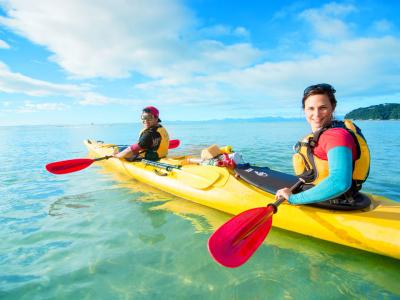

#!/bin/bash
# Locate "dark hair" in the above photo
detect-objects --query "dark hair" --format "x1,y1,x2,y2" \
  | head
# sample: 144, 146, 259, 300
302, 83, 337, 109
142, 108, 153, 114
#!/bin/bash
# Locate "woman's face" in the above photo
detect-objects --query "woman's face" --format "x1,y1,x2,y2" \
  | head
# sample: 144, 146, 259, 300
141, 112, 158, 128
304, 94, 334, 131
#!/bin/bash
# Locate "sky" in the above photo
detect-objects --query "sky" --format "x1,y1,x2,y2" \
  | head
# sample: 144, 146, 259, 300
0, 0, 399, 125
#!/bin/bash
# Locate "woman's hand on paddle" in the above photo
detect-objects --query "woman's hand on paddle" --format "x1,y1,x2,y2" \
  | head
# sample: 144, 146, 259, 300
275, 187, 292, 202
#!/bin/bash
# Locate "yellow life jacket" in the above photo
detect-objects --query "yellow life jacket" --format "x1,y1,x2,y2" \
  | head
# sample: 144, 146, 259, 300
139, 125, 169, 160
292, 120, 370, 191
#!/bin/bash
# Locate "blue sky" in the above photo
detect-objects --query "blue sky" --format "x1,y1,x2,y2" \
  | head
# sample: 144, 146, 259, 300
0, 0, 399, 125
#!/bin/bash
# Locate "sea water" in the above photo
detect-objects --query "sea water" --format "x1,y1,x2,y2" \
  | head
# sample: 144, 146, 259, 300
0, 120, 399, 299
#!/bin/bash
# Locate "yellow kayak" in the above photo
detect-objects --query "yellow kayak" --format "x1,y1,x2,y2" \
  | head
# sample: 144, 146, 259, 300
84, 139, 400, 260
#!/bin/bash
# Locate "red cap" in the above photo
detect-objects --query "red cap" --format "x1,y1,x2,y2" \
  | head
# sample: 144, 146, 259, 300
143, 106, 161, 122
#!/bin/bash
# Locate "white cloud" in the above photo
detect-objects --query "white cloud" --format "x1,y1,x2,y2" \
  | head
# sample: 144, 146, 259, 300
0, 39, 10, 48
78, 92, 145, 106
320, 2, 357, 17
0, 60, 138, 106
198, 42, 263, 68
198, 25, 250, 38
299, 3, 357, 39
0, 61, 89, 96
198, 25, 231, 36
0, 101, 69, 113
372, 19, 392, 33
0, 0, 261, 80
78, 93, 111, 106
0, 0, 193, 78
133, 36, 400, 116
215, 36, 400, 94
16, 101, 69, 112
233, 27, 250, 37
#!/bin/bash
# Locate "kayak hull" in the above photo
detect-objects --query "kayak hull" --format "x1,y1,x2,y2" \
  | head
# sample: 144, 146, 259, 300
84, 139, 400, 259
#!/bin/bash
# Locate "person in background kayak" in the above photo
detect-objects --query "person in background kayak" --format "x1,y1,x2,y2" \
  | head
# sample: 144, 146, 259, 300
114, 106, 170, 161
275, 83, 370, 206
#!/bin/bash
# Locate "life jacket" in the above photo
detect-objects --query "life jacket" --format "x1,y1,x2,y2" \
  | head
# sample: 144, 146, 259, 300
139, 125, 169, 160
292, 120, 370, 193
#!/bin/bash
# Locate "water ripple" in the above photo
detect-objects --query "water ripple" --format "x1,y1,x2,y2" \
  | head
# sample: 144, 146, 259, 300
1, 122, 399, 299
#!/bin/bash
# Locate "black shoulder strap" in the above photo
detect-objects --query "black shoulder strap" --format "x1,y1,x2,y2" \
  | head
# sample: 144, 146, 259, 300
310, 127, 328, 147
311, 120, 348, 146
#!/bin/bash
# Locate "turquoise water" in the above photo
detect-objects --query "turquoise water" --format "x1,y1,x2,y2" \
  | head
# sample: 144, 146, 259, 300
1, 120, 399, 299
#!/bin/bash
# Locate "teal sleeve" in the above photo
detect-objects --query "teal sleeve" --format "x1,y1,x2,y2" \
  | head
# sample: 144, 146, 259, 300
288, 146, 353, 205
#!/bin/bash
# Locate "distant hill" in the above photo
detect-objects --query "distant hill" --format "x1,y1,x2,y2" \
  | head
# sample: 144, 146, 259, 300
345, 103, 400, 120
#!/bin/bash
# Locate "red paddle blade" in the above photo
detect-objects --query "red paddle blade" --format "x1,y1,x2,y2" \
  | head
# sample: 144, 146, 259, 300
169, 139, 180, 149
208, 206, 275, 268
47, 140, 179, 175
45, 158, 95, 175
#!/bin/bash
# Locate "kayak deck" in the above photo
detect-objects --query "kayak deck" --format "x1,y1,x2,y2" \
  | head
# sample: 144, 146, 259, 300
84, 139, 400, 260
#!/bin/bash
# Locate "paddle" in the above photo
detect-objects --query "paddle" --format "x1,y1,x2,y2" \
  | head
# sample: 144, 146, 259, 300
46, 139, 180, 175
142, 159, 221, 190
208, 179, 304, 268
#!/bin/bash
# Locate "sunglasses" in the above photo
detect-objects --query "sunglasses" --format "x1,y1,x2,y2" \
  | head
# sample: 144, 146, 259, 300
303, 83, 336, 96
141, 115, 155, 121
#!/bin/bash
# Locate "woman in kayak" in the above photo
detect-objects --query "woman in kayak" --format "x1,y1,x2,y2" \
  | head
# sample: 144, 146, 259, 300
114, 106, 170, 161
275, 83, 370, 206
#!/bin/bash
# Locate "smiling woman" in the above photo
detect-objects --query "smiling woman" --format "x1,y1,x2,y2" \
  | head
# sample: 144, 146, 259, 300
302, 83, 336, 131
276, 83, 371, 209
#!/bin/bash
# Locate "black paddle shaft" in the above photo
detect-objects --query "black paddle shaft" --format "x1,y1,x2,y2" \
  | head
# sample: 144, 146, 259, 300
93, 156, 113, 162
268, 179, 305, 213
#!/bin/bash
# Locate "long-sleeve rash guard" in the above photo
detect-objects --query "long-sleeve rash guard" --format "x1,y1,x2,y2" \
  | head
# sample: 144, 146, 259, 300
289, 128, 357, 205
